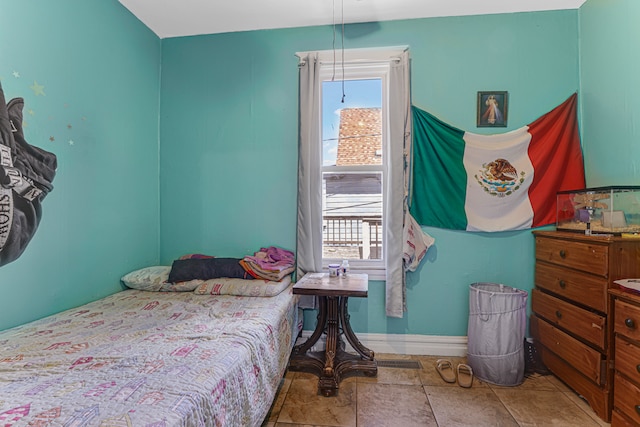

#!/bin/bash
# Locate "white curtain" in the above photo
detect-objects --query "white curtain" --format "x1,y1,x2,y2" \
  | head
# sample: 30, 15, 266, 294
296, 54, 322, 309
385, 50, 411, 318
295, 49, 411, 316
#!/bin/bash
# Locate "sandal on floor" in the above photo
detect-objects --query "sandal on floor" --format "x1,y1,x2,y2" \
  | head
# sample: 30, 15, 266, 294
435, 359, 456, 383
457, 363, 473, 388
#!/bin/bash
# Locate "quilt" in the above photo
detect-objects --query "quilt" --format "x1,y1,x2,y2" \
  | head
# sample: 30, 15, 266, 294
0, 287, 300, 427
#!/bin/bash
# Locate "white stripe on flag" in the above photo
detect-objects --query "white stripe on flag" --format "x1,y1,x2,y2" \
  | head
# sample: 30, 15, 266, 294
462, 127, 535, 232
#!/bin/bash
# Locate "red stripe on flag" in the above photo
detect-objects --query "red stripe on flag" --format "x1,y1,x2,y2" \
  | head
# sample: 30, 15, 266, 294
527, 93, 586, 228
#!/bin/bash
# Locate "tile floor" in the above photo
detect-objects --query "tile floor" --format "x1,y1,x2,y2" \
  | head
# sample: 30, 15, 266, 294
263, 354, 611, 427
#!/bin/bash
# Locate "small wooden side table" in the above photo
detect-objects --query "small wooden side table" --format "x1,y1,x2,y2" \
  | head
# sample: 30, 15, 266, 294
289, 272, 377, 396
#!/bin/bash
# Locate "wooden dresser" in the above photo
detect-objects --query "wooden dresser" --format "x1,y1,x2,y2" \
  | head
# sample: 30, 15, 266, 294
610, 288, 640, 426
531, 231, 640, 422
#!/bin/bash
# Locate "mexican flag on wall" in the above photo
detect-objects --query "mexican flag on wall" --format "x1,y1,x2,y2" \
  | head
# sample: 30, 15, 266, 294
410, 93, 585, 232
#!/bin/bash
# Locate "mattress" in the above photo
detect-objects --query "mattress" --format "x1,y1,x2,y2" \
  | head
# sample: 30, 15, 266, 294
0, 286, 300, 426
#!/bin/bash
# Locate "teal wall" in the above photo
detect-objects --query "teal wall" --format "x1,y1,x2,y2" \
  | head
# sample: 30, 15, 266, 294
159, 11, 579, 337
0, 0, 161, 330
159, 31, 299, 260
7, 2, 632, 341
579, 0, 640, 187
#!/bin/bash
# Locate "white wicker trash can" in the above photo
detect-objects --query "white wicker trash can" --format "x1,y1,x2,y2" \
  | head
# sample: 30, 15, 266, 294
467, 282, 528, 386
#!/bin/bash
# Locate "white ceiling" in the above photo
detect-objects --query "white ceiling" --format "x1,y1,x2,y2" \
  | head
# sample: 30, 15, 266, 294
119, 0, 587, 39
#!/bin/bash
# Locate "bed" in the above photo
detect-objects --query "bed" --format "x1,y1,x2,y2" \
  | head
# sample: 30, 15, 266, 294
0, 266, 300, 427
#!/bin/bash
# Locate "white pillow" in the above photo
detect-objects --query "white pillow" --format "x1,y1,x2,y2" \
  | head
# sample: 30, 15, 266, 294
121, 266, 171, 291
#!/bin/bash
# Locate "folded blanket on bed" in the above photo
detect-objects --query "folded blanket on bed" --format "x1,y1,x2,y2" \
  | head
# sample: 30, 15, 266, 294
240, 259, 295, 281
241, 246, 295, 281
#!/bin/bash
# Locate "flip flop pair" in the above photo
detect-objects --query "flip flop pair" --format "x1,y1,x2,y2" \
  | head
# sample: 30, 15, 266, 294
435, 359, 474, 388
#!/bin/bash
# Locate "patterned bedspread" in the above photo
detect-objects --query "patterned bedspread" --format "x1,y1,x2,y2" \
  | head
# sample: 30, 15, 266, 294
0, 287, 300, 427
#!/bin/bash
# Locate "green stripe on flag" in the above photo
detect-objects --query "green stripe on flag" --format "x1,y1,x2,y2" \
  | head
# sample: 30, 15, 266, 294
411, 106, 468, 230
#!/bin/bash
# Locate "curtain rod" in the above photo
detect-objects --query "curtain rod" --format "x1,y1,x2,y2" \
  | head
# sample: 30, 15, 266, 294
298, 56, 404, 67
296, 46, 409, 66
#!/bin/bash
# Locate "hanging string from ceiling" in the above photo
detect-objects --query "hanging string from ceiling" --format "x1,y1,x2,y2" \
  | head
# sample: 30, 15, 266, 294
332, 0, 337, 81
340, 0, 345, 103
331, 0, 346, 103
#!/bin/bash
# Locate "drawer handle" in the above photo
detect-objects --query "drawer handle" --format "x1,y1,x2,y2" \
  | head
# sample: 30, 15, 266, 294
559, 250, 566, 258
556, 310, 562, 319
559, 280, 566, 289
636, 364, 640, 374
625, 318, 636, 329
636, 405, 640, 416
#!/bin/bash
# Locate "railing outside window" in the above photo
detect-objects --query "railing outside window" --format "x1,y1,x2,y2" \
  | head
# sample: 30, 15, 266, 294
322, 215, 382, 260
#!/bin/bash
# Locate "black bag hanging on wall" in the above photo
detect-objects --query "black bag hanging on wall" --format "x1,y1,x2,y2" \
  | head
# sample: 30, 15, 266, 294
0, 81, 57, 266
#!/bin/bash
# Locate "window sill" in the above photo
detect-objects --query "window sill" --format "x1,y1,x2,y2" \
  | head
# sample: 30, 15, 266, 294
347, 269, 385, 281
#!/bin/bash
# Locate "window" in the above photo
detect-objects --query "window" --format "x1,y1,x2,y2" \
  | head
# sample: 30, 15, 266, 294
321, 72, 387, 275
297, 47, 409, 298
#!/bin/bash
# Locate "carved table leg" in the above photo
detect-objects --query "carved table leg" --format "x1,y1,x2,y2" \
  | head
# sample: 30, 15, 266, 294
292, 297, 327, 355
337, 297, 377, 378
319, 296, 340, 396
340, 297, 375, 360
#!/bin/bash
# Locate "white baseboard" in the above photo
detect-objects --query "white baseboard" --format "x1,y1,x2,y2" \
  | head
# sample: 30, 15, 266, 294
298, 330, 468, 357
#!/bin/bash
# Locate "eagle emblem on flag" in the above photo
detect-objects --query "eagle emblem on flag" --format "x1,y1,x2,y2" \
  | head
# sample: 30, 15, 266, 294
475, 158, 525, 197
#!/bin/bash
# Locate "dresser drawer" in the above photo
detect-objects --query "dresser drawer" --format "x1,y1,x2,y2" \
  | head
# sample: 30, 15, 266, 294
535, 262, 608, 312
614, 371, 640, 425
532, 289, 606, 349
614, 336, 640, 385
535, 236, 608, 276
611, 408, 636, 427
615, 299, 640, 342
536, 317, 604, 384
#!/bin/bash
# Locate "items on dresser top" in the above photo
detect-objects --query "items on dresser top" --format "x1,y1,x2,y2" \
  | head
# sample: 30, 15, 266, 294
556, 186, 640, 235
614, 279, 640, 294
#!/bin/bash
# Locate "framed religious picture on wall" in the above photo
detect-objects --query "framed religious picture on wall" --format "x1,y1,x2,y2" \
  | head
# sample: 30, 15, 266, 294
477, 91, 508, 127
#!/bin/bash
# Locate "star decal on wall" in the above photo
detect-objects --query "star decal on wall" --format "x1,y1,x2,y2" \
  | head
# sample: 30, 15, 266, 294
30, 81, 45, 96
3, 67, 93, 150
